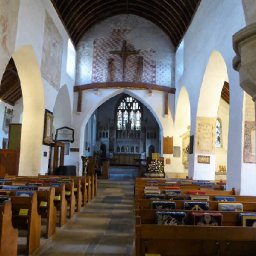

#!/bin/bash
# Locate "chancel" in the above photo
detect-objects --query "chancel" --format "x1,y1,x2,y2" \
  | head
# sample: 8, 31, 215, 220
0, 0, 256, 255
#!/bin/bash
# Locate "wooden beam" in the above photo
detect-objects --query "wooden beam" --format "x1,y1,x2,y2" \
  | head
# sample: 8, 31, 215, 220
74, 82, 176, 94
77, 89, 83, 112
164, 92, 169, 115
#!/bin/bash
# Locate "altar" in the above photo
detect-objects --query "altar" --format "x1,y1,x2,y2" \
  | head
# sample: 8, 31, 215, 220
112, 153, 140, 166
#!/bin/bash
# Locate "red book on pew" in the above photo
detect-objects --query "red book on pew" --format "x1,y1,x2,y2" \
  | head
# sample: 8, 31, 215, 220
160, 186, 180, 190
186, 190, 206, 195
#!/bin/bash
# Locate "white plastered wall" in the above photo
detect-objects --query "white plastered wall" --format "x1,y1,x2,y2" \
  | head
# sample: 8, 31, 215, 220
0, 0, 76, 175
176, 0, 246, 192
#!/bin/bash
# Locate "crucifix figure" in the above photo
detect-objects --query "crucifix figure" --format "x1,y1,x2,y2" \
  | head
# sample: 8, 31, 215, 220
109, 40, 140, 81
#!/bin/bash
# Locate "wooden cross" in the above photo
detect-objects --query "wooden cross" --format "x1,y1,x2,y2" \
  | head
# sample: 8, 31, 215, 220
109, 40, 140, 81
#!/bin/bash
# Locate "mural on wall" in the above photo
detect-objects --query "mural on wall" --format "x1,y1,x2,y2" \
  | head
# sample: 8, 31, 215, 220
0, 0, 20, 57
196, 117, 215, 154
92, 29, 156, 83
243, 121, 256, 163
182, 132, 190, 169
41, 12, 63, 90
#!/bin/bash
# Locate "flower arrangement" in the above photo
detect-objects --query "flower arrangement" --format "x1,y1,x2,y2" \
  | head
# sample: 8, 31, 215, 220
147, 159, 164, 173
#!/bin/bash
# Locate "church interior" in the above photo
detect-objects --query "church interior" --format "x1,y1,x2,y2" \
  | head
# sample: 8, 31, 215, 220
0, 0, 256, 255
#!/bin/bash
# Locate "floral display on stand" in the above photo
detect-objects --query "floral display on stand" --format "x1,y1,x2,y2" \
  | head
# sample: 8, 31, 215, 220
144, 159, 165, 178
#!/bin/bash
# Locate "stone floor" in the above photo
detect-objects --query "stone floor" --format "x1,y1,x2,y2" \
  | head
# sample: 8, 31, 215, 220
34, 174, 135, 256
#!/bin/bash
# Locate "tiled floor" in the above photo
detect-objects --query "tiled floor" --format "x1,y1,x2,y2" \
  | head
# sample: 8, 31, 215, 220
34, 174, 135, 256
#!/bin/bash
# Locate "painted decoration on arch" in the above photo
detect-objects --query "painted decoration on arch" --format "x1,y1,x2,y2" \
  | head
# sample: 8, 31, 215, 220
243, 121, 256, 163
196, 117, 215, 154
41, 12, 63, 90
0, 0, 20, 57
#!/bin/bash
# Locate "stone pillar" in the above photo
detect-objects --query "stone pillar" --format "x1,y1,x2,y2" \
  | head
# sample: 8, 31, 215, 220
233, 22, 256, 136
233, 23, 256, 97
233, 23, 256, 194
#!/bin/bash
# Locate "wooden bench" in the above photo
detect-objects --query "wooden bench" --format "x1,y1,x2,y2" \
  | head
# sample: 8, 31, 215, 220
11, 193, 41, 255
136, 224, 256, 256
0, 199, 18, 256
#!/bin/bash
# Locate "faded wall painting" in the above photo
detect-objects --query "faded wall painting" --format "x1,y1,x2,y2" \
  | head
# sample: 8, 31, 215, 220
0, 0, 20, 57
182, 132, 190, 169
41, 13, 63, 90
92, 30, 156, 83
196, 117, 215, 154
244, 121, 256, 163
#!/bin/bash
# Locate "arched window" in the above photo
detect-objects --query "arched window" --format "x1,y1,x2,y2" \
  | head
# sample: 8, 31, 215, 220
216, 118, 222, 148
116, 95, 142, 130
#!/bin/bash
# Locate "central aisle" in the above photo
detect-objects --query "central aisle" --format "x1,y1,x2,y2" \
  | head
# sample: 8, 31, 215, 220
35, 179, 135, 256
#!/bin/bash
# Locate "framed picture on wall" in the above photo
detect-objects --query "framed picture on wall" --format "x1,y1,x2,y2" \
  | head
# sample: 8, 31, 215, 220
43, 109, 54, 145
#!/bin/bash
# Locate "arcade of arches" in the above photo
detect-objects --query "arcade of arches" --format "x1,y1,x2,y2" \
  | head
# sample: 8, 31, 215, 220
0, 0, 255, 196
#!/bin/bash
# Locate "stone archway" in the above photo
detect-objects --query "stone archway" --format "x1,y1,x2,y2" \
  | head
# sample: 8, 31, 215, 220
194, 51, 229, 180
174, 87, 191, 176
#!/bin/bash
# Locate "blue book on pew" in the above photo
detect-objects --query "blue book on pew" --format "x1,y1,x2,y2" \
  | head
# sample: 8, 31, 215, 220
17, 186, 37, 191
16, 191, 34, 197
240, 212, 256, 227
0, 185, 20, 190
144, 194, 165, 200
214, 196, 236, 202
49, 183, 61, 187
152, 201, 176, 210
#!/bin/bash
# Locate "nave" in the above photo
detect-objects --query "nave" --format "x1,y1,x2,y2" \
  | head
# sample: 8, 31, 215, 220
35, 178, 135, 256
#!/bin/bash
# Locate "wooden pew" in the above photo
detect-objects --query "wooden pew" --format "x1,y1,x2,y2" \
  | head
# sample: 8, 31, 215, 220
11, 193, 41, 255
8, 177, 73, 221
136, 224, 256, 256
0, 184, 58, 236
87, 175, 92, 201
136, 199, 256, 212
37, 188, 56, 238
136, 208, 246, 226
0, 199, 18, 256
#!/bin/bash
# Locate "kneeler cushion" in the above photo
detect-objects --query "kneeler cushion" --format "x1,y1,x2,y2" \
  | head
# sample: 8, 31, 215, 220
218, 203, 243, 212
192, 212, 223, 226
156, 211, 186, 225
184, 201, 209, 211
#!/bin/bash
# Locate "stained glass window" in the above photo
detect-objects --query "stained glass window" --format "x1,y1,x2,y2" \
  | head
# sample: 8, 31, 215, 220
116, 95, 142, 130
216, 118, 222, 148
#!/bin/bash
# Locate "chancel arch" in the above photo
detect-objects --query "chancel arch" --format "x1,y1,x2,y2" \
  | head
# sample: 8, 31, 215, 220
83, 92, 161, 167
75, 88, 168, 174
194, 51, 229, 181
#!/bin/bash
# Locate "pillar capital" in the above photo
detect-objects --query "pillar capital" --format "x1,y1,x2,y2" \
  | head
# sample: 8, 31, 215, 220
233, 23, 256, 97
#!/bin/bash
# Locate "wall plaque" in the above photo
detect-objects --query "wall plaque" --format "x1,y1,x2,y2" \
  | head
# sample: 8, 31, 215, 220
197, 155, 210, 164
196, 117, 215, 154
173, 146, 181, 157
55, 126, 74, 143
163, 136, 173, 154
243, 121, 256, 163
